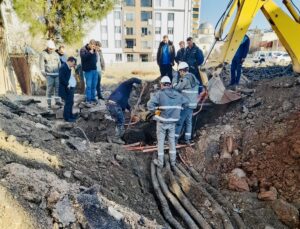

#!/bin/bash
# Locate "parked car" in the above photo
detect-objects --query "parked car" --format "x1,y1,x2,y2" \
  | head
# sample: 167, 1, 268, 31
271, 53, 292, 65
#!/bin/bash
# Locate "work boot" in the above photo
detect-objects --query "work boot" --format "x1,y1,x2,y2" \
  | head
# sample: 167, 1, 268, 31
170, 163, 176, 172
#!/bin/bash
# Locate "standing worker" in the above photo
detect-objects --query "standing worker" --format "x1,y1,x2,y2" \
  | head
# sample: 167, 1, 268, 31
40, 40, 62, 109
230, 35, 250, 87
107, 78, 142, 144
147, 76, 188, 169
56, 45, 67, 64
184, 37, 204, 86
175, 41, 186, 64
95, 41, 105, 100
173, 62, 200, 145
156, 35, 175, 81
80, 39, 98, 105
58, 57, 77, 122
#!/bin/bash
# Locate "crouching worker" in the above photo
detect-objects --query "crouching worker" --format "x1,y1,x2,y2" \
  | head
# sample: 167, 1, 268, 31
147, 76, 188, 169
173, 62, 200, 144
59, 57, 77, 122
107, 77, 142, 144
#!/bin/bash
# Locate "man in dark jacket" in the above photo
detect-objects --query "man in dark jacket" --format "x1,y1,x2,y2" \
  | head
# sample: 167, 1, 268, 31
59, 57, 77, 122
156, 35, 175, 81
80, 39, 98, 104
175, 41, 186, 64
185, 37, 204, 84
230, 35, 250, 86
56, 45, 67, 64
107, 77, 142, 143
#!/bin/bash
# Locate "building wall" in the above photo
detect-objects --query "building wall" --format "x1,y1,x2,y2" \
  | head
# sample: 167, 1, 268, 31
84, 0, 195, 63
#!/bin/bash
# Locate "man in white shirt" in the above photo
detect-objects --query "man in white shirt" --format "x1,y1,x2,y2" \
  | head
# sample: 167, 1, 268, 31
59, 57, 77, 122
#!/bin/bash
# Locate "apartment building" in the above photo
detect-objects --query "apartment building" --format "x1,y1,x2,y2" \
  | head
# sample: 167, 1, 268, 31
84, 0, 201, 63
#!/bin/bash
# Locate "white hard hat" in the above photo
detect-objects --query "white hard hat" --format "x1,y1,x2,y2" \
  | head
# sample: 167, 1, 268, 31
160, 76, 171, 84
178, 62, 189, 70
47, 40, 56, 49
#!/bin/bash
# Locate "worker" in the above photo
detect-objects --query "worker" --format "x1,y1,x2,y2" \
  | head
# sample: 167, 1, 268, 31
156, 35, 175, 81
147, 76, 188, 169
40, 40, 62, 109
58, 57, 77, 122
175, 41, 186, 64
184, 37, 204, 85
107, 77, 142, 144
230, 35, 250, 87
173, 62, 200, 145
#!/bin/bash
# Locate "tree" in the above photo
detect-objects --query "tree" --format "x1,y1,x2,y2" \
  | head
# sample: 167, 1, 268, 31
13, 0, 115, 44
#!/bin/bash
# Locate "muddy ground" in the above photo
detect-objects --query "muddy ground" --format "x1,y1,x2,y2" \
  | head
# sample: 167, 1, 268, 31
0, 65, 299, 228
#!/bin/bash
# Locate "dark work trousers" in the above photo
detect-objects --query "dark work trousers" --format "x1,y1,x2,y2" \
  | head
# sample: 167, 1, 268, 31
63, 87, 75, 121
159, 64, 173, 81
230, 58, 242, 85
96, 71, 103, 99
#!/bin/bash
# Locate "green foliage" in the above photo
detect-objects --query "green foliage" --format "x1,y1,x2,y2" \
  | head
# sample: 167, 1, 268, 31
13, 0, 115, 44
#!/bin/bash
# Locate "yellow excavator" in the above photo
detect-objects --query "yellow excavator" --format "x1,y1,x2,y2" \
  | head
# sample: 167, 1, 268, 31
202, 0, 300, 104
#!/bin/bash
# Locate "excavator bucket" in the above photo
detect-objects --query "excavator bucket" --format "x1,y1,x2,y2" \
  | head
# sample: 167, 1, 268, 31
200, 68, 241, 104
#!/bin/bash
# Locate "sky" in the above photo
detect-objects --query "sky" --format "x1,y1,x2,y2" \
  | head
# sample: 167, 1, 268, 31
200, 0, 300, 30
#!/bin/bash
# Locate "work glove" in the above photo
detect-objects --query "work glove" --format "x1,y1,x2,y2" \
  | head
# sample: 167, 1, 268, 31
146, 111, 155, 121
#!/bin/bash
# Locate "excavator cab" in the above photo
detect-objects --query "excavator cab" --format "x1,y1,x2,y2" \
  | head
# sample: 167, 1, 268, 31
203, 0, 300, 104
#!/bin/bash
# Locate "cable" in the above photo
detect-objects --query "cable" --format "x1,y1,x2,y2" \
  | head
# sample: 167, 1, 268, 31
291, 0, 300, 15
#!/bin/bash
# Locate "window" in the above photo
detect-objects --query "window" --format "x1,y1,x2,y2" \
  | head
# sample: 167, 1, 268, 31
168, 13, 174, 21
116, 54, 122, 62
193, 7, 199, 12
126, 27, 134, 35
115, 40, 122, 48
140, 54, 149, 62
126, 13, 134, 21
125, 0, 135, 6
167, 27, 174, 35
101, 40, 108, 48
101, 26, 108, 34
141, 41, 148, 49
155, 27, 161, 34
141, 27, 148, 35
127, 54, 134, 62
155, 0, 161, 7
193, 14, 199, 19
125, 39, 135, 48
114, 11, 121, 20
155, 41, 160, 49
155, 13, 161, 21
141, 0, 152, 7
168, 0, 174, 7
114, 26, 121, 34
141, 11, 152, 21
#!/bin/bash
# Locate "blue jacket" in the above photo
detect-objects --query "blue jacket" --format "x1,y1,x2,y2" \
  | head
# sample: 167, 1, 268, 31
173, 72, 200, 109
233, 35, 250, 60
80, 44, 97, 72
59, 63, 72, 99
157, 41, 175, 66
175, 48, 186, 64
109, 78, 142, 110
147, 88, 189, 123
184, 43, 204, 68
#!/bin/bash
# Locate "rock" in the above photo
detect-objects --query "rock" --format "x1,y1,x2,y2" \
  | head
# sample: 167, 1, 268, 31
272, 199, 299, 228
242, 105, 249, 114
282, 100, 294, 112
52, 196, 76, 227
231, 168, 246, 178
66, 138, 88, 151
63, 171, 72, 178
233, 149, 239, 156
115, 154, 124, 162
73, 170, 84, 180
6, 135, 16, 143
108, 206, 124, 221
35, 123, 47, 129
47, 190, 60, 205
264, 225, 275, 229
228, 175, 249, 192
258, 187, 278, 201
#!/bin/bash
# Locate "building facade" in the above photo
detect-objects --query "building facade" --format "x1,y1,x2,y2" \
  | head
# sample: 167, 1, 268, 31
84, 0, 201, 63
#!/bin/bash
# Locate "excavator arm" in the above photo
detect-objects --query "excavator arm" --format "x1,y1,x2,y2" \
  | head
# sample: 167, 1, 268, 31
204, 0, 300, 104
214, 0, 300, 72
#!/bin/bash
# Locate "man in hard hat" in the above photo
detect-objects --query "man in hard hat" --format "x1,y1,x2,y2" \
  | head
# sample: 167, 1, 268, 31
40, 40, 62, 109
147, 76, 188, 169
107, 77, 142, 144
173, 62, 200, 145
